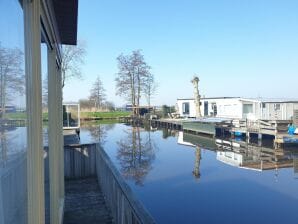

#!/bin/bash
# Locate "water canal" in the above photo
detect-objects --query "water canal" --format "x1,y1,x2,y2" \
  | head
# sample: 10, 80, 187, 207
81, 123, 298, 224
1, 123, 298, 224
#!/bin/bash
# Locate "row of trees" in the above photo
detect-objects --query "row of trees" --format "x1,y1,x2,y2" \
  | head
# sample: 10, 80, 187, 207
1, 41, 157, 115
81, 50, 158, 113
115, 50, 157, 115
79, 75, 115, 111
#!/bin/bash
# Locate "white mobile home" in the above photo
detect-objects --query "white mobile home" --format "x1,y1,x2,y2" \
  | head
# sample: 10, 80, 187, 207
176, 97, 298, 120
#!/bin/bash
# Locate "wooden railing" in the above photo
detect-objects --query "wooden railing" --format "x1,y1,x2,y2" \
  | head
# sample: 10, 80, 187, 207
64, 144, 97, 179
96, 144, 156, 224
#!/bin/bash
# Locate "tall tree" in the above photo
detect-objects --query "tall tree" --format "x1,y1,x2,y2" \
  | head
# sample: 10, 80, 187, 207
89, 76, 106, 109
61, 41, 86, 88
143, 72, 157, 107
115, 50, 151, 116
0, 44, 24, 118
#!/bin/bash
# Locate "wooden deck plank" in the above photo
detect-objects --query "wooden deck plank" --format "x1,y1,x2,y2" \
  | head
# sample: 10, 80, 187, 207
63, 177, 113, 224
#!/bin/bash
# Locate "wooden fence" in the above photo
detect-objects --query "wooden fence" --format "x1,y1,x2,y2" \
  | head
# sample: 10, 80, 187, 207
64, 144, 97, 179
61, 143, 155, 224
96, 144, 156, 224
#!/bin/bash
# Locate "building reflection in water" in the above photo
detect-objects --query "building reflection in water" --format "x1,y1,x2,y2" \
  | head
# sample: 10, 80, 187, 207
178, 131, 298, 180
116, 126, 157, 185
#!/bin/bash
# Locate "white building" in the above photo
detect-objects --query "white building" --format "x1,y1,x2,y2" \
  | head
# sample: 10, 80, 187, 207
177, 97, 298, 120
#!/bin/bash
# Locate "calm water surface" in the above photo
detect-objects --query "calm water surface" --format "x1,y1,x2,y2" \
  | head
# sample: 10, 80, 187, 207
1, 124, 298, 224
82, 123, 298, 224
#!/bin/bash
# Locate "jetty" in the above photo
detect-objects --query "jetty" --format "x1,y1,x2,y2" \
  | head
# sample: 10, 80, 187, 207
151, 117, 298, 148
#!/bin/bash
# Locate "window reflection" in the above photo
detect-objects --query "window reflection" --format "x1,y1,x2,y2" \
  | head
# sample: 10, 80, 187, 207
0, 0, 27, 223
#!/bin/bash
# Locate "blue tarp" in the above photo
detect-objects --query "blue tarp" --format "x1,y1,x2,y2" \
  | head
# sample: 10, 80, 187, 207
288, 125, 296, 135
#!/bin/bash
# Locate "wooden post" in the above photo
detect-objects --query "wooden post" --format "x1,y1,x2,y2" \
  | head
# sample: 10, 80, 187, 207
246, 132, 250, 144
24, 0, 45, 223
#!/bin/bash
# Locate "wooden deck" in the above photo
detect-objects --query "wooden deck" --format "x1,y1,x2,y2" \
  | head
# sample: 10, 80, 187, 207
63, 129, 80, 145
63, 177, 113, 224
152, 118, 298, 146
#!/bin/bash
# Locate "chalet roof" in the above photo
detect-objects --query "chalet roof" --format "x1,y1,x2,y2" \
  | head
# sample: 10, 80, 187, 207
177, 97, 298, 103
177, 97, 240, 101
242, 98, 298, 103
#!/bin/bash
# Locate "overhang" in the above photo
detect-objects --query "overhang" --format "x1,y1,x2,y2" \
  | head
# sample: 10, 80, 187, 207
52, 0, 78, 45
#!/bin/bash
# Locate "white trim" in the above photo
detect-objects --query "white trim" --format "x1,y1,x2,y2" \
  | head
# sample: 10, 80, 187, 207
24, 0, 45, 223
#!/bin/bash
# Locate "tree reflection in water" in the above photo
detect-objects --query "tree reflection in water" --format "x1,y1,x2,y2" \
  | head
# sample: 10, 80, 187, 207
0, 127, 17, 166
0, 129, 8, 165
84, 122, 115, 144
193, 146, 201, 180
117, 126, 157, 186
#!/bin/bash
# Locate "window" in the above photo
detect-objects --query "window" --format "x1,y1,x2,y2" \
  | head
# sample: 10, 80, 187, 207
243, 104, 253, 114
262, 103, 266, 108
274, 104, 281, 111
212, 103, 217, 116
182, 102, 190, 115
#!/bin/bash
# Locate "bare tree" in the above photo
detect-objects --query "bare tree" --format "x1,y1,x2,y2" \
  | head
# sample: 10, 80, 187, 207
115, 50, 151, 116
0, 43, 24, 118
61, 41, 86, 88
143, 72, 157, 107
103, 101, 115, 111
115, 53, 136, 114
89, 76, 106, 110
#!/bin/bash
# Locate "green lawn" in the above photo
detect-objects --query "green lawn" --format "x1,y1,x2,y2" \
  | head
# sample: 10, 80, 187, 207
3, 111, 131, 120
4, 112, 48, 120
3, 112, 26, 120
80, 111, 131, 119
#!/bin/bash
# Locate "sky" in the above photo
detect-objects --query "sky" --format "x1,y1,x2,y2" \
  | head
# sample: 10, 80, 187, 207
1, 0, 298, 107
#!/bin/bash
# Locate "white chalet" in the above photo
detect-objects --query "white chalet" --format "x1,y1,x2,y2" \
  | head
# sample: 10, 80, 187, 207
176, 97, 298, 120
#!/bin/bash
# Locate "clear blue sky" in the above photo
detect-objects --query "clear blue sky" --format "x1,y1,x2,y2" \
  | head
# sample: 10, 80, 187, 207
2, 0, 297, 107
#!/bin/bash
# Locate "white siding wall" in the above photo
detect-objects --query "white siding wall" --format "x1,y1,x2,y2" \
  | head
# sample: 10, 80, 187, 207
177, 99, 298, 120
214, 99, 243, 119
176, 99, 196, 117
177, 98, 243, 118
258, 102, 298, 120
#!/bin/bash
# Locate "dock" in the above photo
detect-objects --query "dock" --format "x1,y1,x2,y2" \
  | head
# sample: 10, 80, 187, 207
151, 118, 298, 148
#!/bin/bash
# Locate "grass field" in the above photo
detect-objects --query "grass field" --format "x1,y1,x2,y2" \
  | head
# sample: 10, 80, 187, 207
3, 111, 131, 121
4, 112, 48, 120
4, 112, 27, 120
80, 111, 131, 119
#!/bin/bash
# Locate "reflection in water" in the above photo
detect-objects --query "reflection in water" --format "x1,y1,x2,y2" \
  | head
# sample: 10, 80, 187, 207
0, 127, 22, 165
177, 131, 298, 180
83, 123, 115, 144
117, 126, 157, 185
0, 129, 8, 165
192, 146, 201, 180
161, 128, 177, 139
91, 124, 298, 224
0, 127, 27, 224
